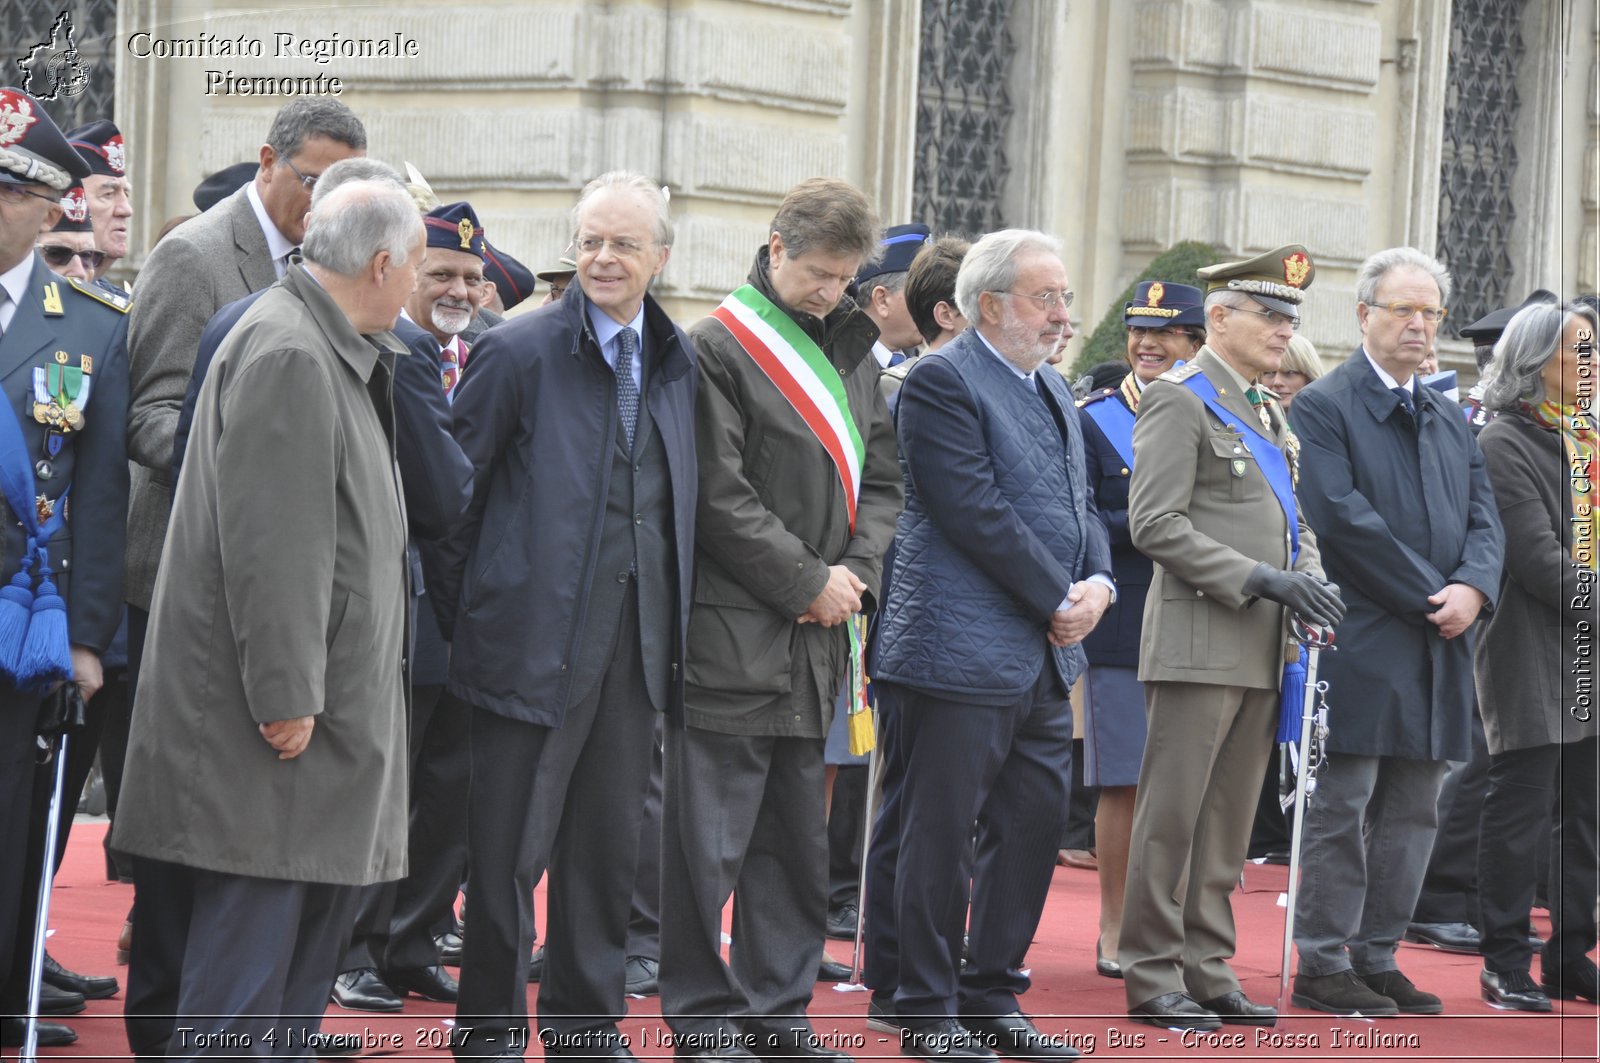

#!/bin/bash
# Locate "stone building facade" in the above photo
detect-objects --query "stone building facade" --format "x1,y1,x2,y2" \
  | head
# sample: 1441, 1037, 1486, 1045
14, 0, 1594, 367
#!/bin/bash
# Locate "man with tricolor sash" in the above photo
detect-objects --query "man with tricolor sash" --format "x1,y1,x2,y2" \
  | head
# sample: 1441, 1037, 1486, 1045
1119, 245, 1344, 1032
658, 178, 901, 1063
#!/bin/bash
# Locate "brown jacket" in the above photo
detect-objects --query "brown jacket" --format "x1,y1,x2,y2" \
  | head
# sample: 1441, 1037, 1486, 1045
1129, 347, 1324, 690
112, 267, 410, 885
684, 249, 902, 736
1475, 408, 1600, 753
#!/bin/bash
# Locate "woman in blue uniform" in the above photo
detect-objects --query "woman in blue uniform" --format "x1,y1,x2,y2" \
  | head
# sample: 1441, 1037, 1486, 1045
1075, 281, 1204, 978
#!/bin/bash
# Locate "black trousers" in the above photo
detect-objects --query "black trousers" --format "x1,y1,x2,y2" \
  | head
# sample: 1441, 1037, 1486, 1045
862, 684, 906, 998
454, 593, 655, 1056
884, 664, 1072, 1024
1477, 736, 1599, 975
0, 686, 39, 1005
344, 683, 471, 973
658, 726, 829, 1041
1413, 716, 1492, 924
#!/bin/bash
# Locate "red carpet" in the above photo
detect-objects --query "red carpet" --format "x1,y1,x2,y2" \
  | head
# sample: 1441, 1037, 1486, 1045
13, 820, 1597, 1060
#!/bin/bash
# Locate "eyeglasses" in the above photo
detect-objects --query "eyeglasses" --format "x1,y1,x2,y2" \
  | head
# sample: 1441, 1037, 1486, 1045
573, 236, 653, 258
1370, 302, 1448, 323
38, 244, 106, 271
549, 281, 568, 298
282, 157, 320, 191
996, 289, 1075, 311
1226, 304, 1300, 331
0, 183, 61, 205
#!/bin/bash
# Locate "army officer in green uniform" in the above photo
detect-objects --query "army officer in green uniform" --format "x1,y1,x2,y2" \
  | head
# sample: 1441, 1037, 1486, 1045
1118, 246, 1342, 1032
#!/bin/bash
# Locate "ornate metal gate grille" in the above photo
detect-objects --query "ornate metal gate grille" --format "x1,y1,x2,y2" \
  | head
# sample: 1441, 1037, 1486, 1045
913, 0, 1014, 237
1436, 0, 1524, 335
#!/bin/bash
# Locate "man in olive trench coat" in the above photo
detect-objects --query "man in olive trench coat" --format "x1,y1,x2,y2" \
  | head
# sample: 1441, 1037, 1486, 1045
113, 171, 419, 1056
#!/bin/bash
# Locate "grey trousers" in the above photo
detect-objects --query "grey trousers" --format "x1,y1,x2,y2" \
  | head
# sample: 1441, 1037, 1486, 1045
171, 870, 360, 1061
658, 726, 828, 1041
1293, 753, 1448, 976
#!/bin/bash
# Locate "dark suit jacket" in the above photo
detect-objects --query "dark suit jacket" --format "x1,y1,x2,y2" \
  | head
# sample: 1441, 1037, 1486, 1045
1293, 347, 1504, 760
126, 185, 277, 610
0, 256, 129, 655
1080, 387, 1150, 668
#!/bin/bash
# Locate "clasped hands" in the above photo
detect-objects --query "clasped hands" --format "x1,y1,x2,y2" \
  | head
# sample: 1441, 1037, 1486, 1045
798, 565, 866, 627
1049, 581, 1113, 647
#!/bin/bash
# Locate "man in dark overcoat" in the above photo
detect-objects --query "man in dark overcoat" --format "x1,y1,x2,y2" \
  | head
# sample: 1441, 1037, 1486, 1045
434, 172, 698, 1061
1289, 247, 1504, 1016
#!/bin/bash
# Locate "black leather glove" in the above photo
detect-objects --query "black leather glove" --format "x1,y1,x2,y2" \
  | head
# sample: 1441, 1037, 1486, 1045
1243, 563, 1346, 628
35, 684, 87, 748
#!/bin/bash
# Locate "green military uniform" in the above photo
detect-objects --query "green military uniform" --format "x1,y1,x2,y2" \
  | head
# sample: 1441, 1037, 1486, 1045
1119, 247, 1325, 1017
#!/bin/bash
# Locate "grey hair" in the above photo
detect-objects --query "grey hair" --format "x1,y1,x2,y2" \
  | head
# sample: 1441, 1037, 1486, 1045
1202, 289, 1251, 330
265, 97, 367, 159
864, 270, 908, 297
953, 229, 1064, 322
309, 158, 405, 209
1480, 301, 1599, 411
301, 179, 422, 277
1355, 246, 1452, 307
572, 171, 674, 247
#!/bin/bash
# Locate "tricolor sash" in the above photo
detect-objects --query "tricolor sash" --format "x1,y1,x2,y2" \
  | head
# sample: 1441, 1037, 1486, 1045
711, 284, 865, 532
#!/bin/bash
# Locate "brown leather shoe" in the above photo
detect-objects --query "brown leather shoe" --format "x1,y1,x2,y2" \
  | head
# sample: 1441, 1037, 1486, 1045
1055, 849, 1098, 871
117, 919, 133, 965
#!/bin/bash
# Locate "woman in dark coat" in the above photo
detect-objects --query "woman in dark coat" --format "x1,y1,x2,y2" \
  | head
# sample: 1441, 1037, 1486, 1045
1076, 281, 1204, 977
1473, 299, 1600, 1011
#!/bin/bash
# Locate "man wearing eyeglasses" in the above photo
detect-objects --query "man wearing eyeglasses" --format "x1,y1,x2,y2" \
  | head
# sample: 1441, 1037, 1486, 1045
868, 229, 1111, 1063
0, 86, 129, 1051
35, 182, 105, 282
1119, 245, 1343, 1032
435, 172, 698, 1062
1286, 247, 1503, 1017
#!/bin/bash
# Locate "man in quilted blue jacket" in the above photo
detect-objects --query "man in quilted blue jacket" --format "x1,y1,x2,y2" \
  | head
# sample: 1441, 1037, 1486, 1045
871, 229, 1114, 1063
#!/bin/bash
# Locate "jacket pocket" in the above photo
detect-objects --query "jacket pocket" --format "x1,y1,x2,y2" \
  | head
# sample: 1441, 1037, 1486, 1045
685, 599, 792, 696
1206, 432, 1265, 505
1156, 575, 1239, 670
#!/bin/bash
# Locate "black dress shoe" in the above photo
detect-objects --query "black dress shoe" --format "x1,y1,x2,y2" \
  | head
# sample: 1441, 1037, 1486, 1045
1127, 992, 1221, 1032
1094, 939, 1121, 980
1541, 958, 1599, 1003
0, 1016, 78, 1046
42, 951, 119, 999
385, 964, 459, 1002
331, 967, 403, 1012
818, 956, 853, 982
960, 1012, 1080, 1061
901, 1018, 999, 1062
528, 944, 545, 983
437, 929, 464, 965
1197, 991, 1277, 1026
624, 955, 659, 996
1403, 921, 1480, 954
39, 981, 86, 1015
826, 901, 859, 940
1481, 968, 1552, 1012
866, 994, 901, 1033
543, 1027, 639, 1059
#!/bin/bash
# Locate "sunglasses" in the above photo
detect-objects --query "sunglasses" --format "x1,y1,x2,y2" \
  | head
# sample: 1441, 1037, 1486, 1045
38, 245, 107, 271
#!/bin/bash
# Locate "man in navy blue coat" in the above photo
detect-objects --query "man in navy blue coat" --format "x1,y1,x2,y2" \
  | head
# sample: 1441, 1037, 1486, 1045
871, 230, 1113, 1063
433, 172, 697, 1062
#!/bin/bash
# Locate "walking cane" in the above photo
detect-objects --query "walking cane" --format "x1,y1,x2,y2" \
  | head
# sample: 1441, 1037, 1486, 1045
846, 719, 883, 984
1276, 620, 1334, 1018
22, 685, 84, 1063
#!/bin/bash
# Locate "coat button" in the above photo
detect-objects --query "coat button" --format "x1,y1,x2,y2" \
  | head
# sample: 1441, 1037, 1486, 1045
1195, 589, 1204, 597
635, 515, 643, 524
617, 572, 629, 583
1120, 467, 1129, 476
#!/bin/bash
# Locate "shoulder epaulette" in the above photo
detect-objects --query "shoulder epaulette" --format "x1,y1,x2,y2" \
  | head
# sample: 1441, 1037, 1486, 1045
67, 277, 132, 313
1158, 362, 1203, 384
1075, 386, 1117, 409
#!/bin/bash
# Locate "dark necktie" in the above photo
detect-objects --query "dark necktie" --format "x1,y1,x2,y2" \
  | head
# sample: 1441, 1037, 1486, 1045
615, 327, 640, 448
1391, 385, 1414, 418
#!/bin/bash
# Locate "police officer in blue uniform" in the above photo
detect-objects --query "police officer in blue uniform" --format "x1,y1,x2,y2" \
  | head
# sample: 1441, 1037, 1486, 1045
0, 87, 131, 1048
